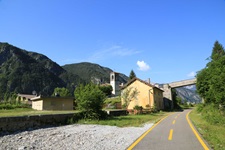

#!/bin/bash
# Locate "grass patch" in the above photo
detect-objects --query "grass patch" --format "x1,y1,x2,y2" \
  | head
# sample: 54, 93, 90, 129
0, 108, 79, 117
104, 96, 121, 104
189, 108, 225, 150
77, 111, 171, 127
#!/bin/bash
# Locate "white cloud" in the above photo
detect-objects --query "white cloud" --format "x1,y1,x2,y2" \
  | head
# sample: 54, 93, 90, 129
187, 71, 196, 77
137, 60, 150, 71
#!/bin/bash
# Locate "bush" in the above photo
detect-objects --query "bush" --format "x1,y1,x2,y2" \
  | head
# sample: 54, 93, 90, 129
74, 83, 106, 120
196, 103, 205, 112
133, 105, 143, 110
99, 85, 113, 97
199, 103, 225, 126
0, 100, 31, 110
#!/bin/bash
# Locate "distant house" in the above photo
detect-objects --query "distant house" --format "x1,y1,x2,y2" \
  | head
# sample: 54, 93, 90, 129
31, 96, 74, 110
17, 94, 37, 105
121, 77, 164, 110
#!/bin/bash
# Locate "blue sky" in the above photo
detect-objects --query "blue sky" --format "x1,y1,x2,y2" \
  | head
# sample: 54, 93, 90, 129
1, 0, 225, 84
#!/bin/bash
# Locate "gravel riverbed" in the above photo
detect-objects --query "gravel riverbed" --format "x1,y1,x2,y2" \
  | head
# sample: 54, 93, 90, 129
0, 123, 153, 150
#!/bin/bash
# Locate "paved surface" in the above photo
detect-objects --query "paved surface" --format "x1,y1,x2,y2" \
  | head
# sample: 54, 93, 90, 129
131, 109, 209, 150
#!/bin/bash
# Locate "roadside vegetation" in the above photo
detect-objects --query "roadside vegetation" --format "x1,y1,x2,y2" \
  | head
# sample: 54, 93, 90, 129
77, 111, 170, 127
0, 108, 78, 117
189, 41, 225, 150
190, 106, 225, 150
0, 92, 30, 110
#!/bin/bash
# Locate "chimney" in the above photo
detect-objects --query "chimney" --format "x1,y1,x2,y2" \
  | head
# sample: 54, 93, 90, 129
148, 78, 151, 84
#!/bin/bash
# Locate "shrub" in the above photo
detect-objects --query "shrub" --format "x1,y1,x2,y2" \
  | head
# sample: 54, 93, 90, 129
99, 85, 113, 97
133, 105, 143, 110
199, 103, 225, 126
74, 83, 106, 120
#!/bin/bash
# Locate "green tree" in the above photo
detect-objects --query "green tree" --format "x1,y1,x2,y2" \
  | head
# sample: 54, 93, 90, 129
196, 41, 225, 105
211, 41, 225, 61
74, 83, 106, 119
121, 87, 139, 108
129, 70, 136, 80
52, 87, 71, 97
99, 85, 113, 97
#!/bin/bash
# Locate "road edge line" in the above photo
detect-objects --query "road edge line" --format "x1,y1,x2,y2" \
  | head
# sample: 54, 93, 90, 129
127, 113, 173, 150
186, 110, 210, 150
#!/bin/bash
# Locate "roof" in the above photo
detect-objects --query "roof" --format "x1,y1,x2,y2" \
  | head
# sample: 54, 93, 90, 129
121, 77, 164, 92
31, 96, 74, 101
17, 94, 37, 99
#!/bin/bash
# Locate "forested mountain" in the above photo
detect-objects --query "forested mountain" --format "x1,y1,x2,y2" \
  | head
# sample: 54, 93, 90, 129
0, 42, 83, 99
0, 42, 202, 105
0, 42, 128, 99
62, 62, 128, 84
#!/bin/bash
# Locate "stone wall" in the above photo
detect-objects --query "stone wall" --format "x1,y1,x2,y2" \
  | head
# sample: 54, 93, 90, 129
0, 113, 76, 133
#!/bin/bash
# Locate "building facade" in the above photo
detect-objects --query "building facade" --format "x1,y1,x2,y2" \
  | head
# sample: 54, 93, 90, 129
110, 72, 121, 96
31, 96, 74, 110
121, 78, 164, 110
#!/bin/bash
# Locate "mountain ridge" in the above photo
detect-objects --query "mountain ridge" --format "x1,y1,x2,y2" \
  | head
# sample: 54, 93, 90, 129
62, 62, 128, 84
0, 42, 128, 98
0, 42, 200, 104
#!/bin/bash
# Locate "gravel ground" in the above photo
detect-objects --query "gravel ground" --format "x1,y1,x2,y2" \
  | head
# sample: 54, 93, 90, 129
0, 123, 153, 150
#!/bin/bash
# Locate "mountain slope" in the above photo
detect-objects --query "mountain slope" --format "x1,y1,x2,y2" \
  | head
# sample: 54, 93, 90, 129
175, 87, 201, 104
0, 42, 82, 98
62, 62, 128, 84
23, 51, 65, 76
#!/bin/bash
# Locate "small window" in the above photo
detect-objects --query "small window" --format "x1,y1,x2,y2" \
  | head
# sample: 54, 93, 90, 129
111, 75, 114, 80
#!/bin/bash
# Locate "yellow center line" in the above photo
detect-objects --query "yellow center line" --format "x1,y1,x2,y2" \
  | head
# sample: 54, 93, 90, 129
172, 120, 176, 124
168, 129, 173, 140
127, 113, 174, 150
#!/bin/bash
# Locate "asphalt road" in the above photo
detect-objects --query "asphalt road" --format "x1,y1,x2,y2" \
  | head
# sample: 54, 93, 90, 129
128, 109, 210, 150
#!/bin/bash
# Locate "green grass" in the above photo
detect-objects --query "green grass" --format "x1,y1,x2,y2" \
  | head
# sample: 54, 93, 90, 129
0, 108, 79, 117
77, 111, 171, 127
189, 108, 225, 150
0, 108, 171, 128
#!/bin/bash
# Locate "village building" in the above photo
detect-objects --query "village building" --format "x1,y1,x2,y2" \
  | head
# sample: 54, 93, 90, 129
31, 96, 74, 110
110, 72, 126, 96
121, 77, 164, 110
16, 94, 37, 105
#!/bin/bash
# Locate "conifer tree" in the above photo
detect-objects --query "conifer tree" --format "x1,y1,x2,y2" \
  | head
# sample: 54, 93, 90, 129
197, 40, 225, 105
211, 41, 225, 61
129, 70, 136, 80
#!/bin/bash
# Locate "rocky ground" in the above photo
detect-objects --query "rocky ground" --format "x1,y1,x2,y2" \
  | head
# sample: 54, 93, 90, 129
0, 123, 153, 150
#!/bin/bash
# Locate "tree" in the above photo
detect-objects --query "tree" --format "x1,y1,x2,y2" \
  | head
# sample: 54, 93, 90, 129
52, 87, 71, 97
211, 41, 225, 61
121, 87, 139, 108
196, 41, 225, 105
129, 70, 136, 80
99, 85, 113, 97
74, 83, 106, 119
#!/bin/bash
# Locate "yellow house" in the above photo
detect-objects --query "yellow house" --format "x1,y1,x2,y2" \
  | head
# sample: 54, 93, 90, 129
121, 77, 164, 110
31, 96, 74, 110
